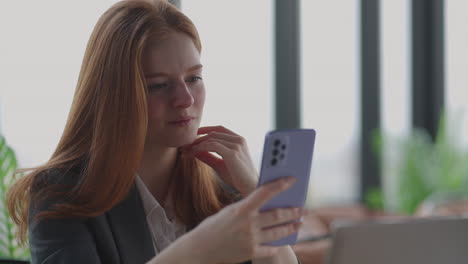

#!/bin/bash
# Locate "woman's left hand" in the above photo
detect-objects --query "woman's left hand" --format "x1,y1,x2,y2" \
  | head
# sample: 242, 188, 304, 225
181, 126, 258, 196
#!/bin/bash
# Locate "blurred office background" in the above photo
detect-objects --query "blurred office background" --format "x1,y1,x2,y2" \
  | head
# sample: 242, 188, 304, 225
1, 0, 468, 210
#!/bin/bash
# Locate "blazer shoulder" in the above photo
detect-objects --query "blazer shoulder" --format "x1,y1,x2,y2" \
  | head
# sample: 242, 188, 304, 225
32, 165, 83, 190
28, 164, 121, 264
28, 211, 104, 264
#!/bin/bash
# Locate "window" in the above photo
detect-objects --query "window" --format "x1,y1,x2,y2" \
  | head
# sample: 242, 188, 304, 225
301, 0, 360, 205
446, 0, 468, 147
380, 0, 411, 209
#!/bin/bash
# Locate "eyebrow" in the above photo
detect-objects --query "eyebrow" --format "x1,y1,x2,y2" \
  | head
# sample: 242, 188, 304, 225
144, 64, 203, 79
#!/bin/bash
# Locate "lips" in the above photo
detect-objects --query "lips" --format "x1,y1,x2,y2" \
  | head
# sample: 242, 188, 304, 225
168, 117, 195, 126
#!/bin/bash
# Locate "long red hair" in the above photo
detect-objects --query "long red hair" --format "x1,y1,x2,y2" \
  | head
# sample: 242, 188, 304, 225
7, 0, 234, 245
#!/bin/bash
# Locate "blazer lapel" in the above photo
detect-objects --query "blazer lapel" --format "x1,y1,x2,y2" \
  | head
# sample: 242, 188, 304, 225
107, 185, 155, 264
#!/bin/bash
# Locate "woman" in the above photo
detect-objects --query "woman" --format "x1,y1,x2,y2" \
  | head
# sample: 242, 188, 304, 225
7, 0, 304, 263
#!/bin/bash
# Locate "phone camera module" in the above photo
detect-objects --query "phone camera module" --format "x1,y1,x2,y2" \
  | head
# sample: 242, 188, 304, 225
271, 158, 278, 166
274, 139, 281, 147
269, 137, 288, 167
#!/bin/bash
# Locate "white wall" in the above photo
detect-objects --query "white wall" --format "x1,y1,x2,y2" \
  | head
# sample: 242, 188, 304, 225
0, 1, 122, 167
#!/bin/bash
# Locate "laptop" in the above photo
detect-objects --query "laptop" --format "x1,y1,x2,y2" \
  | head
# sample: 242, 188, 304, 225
327, 216, 468, 264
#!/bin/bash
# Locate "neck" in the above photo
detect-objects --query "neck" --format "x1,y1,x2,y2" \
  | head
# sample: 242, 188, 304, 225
137, 145, 178, 205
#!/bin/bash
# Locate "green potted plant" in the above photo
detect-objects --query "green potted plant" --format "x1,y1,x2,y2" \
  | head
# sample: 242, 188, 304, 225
0, 134, 30, 262
367, 113, 468, 215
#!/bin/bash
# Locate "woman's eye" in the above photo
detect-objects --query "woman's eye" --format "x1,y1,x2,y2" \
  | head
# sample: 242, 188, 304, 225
186, 76, 203, 83
147, 83, 168, 91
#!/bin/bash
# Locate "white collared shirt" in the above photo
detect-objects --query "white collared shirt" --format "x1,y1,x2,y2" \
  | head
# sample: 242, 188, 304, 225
134, 175, 186, 254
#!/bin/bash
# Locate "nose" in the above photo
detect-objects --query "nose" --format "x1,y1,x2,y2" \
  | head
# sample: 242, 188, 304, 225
171, 81, 194, 109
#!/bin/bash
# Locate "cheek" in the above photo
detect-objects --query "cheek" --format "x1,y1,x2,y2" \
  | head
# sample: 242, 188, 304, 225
146, 97, 166, 121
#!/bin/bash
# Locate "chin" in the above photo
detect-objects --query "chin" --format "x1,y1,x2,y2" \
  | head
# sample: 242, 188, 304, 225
166, 130, 198, 148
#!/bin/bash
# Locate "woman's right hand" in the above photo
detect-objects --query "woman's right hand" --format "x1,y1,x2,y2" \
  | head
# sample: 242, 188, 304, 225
190, 176, 304, 264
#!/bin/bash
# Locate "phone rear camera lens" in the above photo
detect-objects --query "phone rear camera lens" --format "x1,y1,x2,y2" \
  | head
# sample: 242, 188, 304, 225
274, 139, 281, 147
273, 149, 279, 156
271, 158, 277, 166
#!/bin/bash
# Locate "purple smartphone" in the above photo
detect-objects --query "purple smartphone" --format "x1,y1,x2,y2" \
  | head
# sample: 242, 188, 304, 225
257, 129, 316, 246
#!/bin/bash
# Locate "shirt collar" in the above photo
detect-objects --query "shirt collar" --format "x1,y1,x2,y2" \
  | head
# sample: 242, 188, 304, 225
134, 174, 164, 217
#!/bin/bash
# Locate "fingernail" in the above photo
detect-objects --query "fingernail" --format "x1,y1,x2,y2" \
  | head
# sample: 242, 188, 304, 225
285, 176, 297, 185
273, 177, 296, 189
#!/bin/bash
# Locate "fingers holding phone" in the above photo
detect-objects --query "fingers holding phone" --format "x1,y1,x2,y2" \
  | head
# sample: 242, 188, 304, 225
242, 176, 297, 211
245, 176, 305, 245
190, 176, 305, 263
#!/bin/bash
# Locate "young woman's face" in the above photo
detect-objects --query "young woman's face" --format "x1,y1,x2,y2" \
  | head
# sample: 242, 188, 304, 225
142, 31, 205, 148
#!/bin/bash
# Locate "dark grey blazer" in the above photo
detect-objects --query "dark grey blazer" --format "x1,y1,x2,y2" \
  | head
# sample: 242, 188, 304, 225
28, 169, 253, 264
